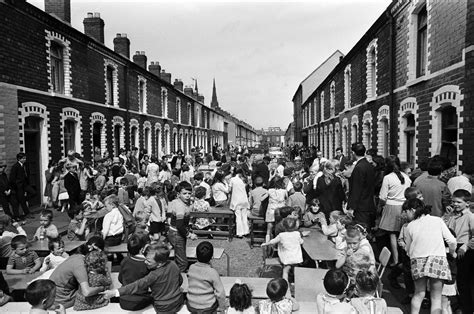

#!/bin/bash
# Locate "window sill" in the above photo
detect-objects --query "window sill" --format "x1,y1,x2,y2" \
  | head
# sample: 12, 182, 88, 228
406, 75, 429, 88
365, 97, 376, 104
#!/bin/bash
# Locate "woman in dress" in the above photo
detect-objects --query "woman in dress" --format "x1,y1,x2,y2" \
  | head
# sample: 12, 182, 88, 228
314, 160, 346, 219
229, 168, 250, 237
146, 156, 159, 187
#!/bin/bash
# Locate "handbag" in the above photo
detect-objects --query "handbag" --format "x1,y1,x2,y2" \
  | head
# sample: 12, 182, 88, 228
58, 191, 69, 201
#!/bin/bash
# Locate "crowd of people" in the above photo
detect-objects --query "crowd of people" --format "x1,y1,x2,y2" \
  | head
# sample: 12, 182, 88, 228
0, 141, 472, 314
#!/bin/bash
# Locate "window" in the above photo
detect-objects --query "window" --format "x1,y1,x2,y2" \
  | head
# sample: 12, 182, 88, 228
176, 98, 181, 123
131, 126, 138, 148
416, 6, 428, 78
138, 76, 147, 114
366, 39, 378, 99
320, 92, 325, 122
204, 111, 208, 128
196, 107, 200, 127
50, 42, 64, 93
64, 120, 76, 153
106, 66, 114, 105
405, 114, 416, 165
114, 124, 121, 156
188, 103, 192, 125
440, 106, 457, 164
344, 65, 351, 109
330, 82, 335, 117
161, 88, 168, 118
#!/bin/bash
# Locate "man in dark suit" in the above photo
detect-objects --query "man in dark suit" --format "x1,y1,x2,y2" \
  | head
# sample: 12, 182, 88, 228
347, 143, 376, 228
9, 153, 32, 220
0, 163, 12, 217
64, 163, 82, 209
335, 147, 349, 171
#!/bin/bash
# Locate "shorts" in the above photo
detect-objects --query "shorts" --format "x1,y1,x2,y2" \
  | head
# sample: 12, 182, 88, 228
149, 221, 165, 234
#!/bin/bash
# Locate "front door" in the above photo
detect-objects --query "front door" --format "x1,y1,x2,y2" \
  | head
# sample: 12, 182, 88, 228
24, 116, 42, 206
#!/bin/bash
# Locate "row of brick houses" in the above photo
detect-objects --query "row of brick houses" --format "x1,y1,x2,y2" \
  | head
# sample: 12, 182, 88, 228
0, 0, 257, 205
293, 0, 474, 171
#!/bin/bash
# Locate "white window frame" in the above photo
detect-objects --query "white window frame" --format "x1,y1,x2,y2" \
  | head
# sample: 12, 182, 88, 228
407, 0, 430, 82
161, 87, 168, 118
330, 81, 336, 117
377, 105, 390, 157
104, 60, 119, 107
45, 30, 72, 96
176, 98, 182, 124
362, 111, 372, 149
366, 38, 378, 100
320, 92, 325, 122
138, 75, 147, 114
130, 119, 139, 149
61, 107, 82, 156
344, 64, 351, 110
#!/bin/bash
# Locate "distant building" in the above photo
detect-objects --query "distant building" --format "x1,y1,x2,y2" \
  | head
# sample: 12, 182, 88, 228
260, 127, 285, 148
293, 0, 474, 171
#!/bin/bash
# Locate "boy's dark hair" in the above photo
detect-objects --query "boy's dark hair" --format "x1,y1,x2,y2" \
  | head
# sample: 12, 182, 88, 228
418, 157, 429, 171
194, 172, 204, 181
427, 159, 443, 176
127, 233, 147, 256
404, 187, 420, 200
40, 209, 53, 221
282, 217, 297, 232
355, 270, 380, 294
275, 206, 294, 223
253, 176, 264, 187
229, 282, 252, 312
402, 198, 430, 219
293, 181, 302, 192
176, 181, 193, 193
266, 278, 288, 302
139, 170, 146, 177
120, 177, 129, 186
11, 234, 27, 249
48, 238, 64, 252
351, 142, 366, 157
68, 203, 84, 219
146, 242, 170, 264
25, 279, 56, 307
453, 189, 471, 201
194, 186, 207, 200
324, 269, 349, 295
196, 241, 213, 263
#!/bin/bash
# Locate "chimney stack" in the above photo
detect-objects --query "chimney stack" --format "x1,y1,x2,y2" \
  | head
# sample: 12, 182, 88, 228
173, 79, 183, 91
160, 70, 171, 84
133, 51, 147, 69
184, 86, 194, 97
83, 12, 104, 43
197, 94, 205, 103
45, 0, 71, 23
113, 33, 130, 59
149, 62, 161, 77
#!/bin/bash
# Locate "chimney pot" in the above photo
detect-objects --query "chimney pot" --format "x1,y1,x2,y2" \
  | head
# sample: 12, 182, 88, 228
83, 11, 105, 44
173, 79, 184, 91
87, 12, 93, 18
133, 51, 147, 69
113, 33, 130, 59
160, 70, 172, 83
93, 12, 100, 18
148, 61, 161, 76
45, 0, 71, 23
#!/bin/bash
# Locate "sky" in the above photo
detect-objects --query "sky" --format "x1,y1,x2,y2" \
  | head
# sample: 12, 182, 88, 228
30, 0, 391, 130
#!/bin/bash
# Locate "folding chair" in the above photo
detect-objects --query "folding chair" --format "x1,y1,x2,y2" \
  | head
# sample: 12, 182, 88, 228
259, 244, 282, 277
376, 246, 391, 298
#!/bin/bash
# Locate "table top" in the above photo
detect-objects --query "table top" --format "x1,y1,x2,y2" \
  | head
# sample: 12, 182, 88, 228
300, 227, 339, 262
3, 271, 43, 291
106, 244, 225, 259
111, 273, 270, 299
28, 240, 84, 253
294, 267, 327, 302
191, 207, 233, 216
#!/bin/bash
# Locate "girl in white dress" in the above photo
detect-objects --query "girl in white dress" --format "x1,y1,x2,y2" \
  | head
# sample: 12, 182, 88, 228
262, 217, 303, 282
266, 177, 288, 240
145, 156, 159, 186
229, 168, 250, 237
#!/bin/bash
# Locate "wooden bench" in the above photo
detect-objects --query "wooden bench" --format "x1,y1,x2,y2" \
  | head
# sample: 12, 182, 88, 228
112, 273, 271, 299
294, 267, 328, 302
248, 213, 266, 248
190, 207, 235, 241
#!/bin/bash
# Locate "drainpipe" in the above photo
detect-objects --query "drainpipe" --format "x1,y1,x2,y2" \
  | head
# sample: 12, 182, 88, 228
387, 8, 396, 156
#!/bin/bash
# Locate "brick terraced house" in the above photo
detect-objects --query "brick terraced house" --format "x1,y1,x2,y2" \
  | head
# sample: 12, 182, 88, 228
0, 0, 255, 205
295, 0, 474, 171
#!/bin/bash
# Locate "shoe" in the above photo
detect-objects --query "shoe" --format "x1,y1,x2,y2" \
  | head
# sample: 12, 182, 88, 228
421, 298, 430, 309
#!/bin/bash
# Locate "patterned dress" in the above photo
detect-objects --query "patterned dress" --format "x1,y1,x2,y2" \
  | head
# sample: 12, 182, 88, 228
74, 271, 111, 310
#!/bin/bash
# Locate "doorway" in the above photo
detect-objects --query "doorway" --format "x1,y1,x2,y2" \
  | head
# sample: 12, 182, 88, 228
24, 116, 42, 206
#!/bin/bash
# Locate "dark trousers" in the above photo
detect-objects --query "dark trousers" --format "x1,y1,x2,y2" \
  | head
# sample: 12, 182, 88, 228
168, 229, 187, 272
186, 300, 218, 314
104, 233, 123, 246
0, 194, 12, 217
456, 250, 474, 314
389, 248, 414, 294
11, 187, 30, 218
119, 295, 153, 311
354, 210, 375, 229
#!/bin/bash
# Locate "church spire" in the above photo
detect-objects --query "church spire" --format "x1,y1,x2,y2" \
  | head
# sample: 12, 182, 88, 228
211, 78, 219, 109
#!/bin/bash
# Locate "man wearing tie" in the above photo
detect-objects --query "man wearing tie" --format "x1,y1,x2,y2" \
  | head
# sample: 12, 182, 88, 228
335, 147, 349, 171
9, 153, 32, 220
64, 163, 82, 210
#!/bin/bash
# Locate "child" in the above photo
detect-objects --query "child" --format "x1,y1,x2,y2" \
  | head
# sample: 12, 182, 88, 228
316, 269, 355, 313
143, 187, 164, 241
227, 280, 254, 314
186, 241, 226, 312
320, 211, 351, 250
194, 172, 212, 202
180, 164, 193, 184
74, 250, 111, 310
229, 168, 250, 238
137, 170, 147, 190
167, 181, 193, 272
335, 226, 376, 283
266, 177, 288, 240
443, 189, 474, 314
133, 210, 150, 238
249, 176, 268, 217
25, 279, 65, 314
350, 270, 387, 314
212, 170, 229, 207
67, 204, 89, 241
6, 235, 41, 274
286, 181, 305, 216
118, 177, 130, 206
102, 242, 185, 313
258, 278, 299, 313
170, 168, 181, 187
302, 198, 324, 227
39, 239, 69, 272
34, 209, 59, 240
118, 234, 152, 311
192, 186, 215, 231
262, 217, 303, 282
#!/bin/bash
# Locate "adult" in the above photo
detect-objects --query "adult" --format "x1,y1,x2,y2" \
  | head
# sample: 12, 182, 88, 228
347, 143, 376, 228
64, 163, 82, 210
129, 147, 140, 172
0, 163, 12, 218
146, 156, 159, 187
413, 159, 451, 217
378, 156, 411, 267
311, 151, 327, 171
446, 165, 473, 195
334, 147, 348, 171
50, 236, 106, 308
314, 160, 346, 219
252, 156, 271, 187
9, 153, 33, 220
60, 150, 83, 170
170, 150, 185, 171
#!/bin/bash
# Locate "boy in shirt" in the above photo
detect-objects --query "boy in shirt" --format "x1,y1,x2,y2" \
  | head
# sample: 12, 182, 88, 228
248, 176, 268, 217
443, 189, 474, 313
34, 209, 59, 240
286, 181, 306, 217
194, 172, 211, 202
7, 235, 41, 274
